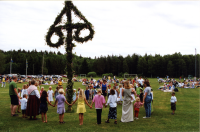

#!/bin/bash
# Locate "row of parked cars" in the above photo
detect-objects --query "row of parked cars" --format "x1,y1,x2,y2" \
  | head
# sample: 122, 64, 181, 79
0, 74, 67, 79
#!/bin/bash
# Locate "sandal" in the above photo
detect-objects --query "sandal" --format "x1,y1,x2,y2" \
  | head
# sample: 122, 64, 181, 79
12, 114, 18, 116
105, 120, 110, 123
114, 121, 117, 124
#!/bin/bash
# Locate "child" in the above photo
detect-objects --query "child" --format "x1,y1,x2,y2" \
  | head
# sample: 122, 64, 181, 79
73, 89, 77, 101
54, 89, 71, 124
130, 84, 136, 102
21, 84, 28, 98
77, 88, 81, 96
17, 88, 22, 113
105, 89, 117, 124
40, 90, 54, 123
136, 84, 141, 97
107, 85, 111, 98
1, 77, 6, 87
134, 97, 143, 119
71, 89, 92, 125
139, 89, 143, 103
47, 86, 54, 103
113, 86, 119, 97
40, 87, 44, 97
170, 92, 177, 115
54, 86, 60, 98
20, 94, 28, 118
91, 89, 106, 125
85, 86, 89, 102
88, 85, 94, 104
118, 84, 124, 102
151, 89, 154, 113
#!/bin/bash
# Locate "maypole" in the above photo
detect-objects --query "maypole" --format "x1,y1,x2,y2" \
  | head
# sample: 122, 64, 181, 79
45, 1, 95, 111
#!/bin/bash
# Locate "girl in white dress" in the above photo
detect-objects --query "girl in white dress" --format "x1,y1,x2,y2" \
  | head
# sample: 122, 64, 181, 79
47, 86, 54, 102
21, 84, 28, 100
118, 84, 124, 102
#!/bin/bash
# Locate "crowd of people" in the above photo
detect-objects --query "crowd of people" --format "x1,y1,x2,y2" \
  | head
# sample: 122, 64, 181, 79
158, 77, 200, 91
7, 75, 157, 125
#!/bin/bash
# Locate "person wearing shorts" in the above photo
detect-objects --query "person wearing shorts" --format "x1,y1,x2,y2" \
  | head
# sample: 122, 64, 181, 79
2, 77, 6, 87
9, 76, 21, 116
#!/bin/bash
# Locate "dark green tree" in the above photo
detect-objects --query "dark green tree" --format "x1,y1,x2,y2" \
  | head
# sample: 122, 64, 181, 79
167, 60, 174, 77
0, 51, 6, 74
80, 59, 89, 74
123, 59, 129, 73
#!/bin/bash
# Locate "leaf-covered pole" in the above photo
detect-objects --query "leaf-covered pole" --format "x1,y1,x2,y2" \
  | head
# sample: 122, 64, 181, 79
66, 1, 73, 111
45, 1, 95, 111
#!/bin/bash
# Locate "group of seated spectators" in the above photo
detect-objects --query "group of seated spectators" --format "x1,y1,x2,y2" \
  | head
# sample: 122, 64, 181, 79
158, 78, 200, 90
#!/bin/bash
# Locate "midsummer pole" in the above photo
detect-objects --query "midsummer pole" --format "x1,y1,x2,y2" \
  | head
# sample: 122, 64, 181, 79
45, 1, 95, 111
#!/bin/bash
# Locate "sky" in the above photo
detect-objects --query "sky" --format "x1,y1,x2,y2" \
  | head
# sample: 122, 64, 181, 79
0, 1, 200, 58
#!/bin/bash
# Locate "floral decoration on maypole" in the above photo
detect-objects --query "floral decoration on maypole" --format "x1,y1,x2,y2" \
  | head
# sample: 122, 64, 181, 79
45, 1, 95, 111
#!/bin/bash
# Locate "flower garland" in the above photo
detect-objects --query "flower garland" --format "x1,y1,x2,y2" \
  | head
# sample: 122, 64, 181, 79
45, 1, 95, 110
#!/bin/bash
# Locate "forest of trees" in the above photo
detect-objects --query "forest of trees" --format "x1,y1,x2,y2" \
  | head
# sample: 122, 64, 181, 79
0, 49, 199, 78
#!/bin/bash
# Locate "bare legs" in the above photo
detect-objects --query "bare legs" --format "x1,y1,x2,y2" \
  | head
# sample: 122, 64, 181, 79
17, 105, 21, 113
41, 113, 47, 122
79, 113, 84, 125
59, 114, 64, 123
10, 105, 17, 115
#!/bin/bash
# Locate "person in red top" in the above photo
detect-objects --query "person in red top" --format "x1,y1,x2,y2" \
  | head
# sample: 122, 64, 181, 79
132, 79, 136, 85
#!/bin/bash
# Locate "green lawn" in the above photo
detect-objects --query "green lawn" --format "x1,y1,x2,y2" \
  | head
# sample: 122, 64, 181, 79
0, 78, 199, 132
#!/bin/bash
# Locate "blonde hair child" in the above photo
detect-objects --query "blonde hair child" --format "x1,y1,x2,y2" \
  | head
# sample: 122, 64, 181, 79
71, 89, 92, 125
20, 94, 28, 118
134, 97, 143, 119
118, 84, 124, 103
47, 86, 54, 103
21, 84, 26, 98
54, 89, 71, 124
91, 89, 106, 124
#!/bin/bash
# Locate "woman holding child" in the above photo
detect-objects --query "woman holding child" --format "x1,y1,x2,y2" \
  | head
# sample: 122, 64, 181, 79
121, 81, 134, 122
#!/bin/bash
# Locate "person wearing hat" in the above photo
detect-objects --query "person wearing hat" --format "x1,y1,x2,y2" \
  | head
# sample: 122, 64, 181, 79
91, 89, 106, 124
101, 80, 107, 99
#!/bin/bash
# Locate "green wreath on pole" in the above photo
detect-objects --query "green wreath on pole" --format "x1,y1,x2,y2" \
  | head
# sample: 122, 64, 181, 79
45, 1, 95, 111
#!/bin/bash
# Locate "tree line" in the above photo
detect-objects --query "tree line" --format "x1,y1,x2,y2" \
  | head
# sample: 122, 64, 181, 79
0, 49, 199, 78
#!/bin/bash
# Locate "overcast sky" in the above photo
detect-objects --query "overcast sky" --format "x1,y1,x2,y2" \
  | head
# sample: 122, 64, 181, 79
0, 1, 199, 58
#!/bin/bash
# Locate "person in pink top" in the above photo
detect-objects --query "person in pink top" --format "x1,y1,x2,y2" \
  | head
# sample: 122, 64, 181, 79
91, 89, 106, 124
134, 97, 144, 119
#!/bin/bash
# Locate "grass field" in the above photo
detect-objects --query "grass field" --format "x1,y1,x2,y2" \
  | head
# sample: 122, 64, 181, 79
0, 78, 199, 132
